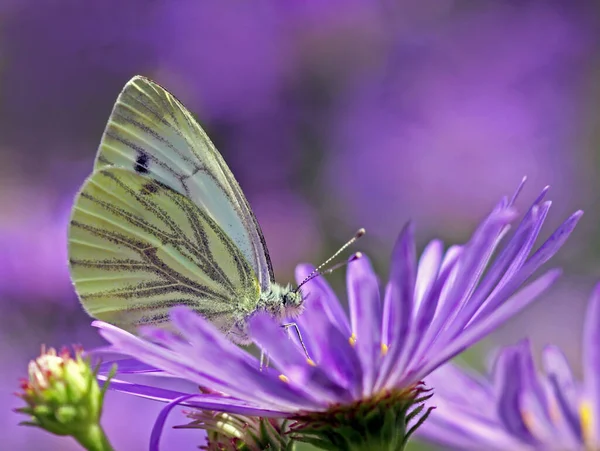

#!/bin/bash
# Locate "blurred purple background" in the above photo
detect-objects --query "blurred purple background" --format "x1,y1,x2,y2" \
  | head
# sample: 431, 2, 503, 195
2, 1, 600, 449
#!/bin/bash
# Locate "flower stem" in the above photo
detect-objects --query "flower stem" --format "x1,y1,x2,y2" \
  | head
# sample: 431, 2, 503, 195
73, 424, 115, 451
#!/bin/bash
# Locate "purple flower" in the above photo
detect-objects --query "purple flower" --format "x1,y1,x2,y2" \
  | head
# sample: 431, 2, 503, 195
93, 181, 581, 449
418, 282, 600, 450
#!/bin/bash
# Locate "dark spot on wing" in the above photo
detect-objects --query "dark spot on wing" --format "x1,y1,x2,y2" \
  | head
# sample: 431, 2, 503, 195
141, 182, 158, 195
134, 151, 150, 174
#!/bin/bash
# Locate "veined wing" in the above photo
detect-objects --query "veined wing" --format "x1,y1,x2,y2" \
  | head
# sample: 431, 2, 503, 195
68, 167, 260, 331
93, 75, 274, 292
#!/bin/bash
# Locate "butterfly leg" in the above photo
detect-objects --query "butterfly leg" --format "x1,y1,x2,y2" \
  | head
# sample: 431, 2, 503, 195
281, 322, 311, 361
259, 349, 270, 372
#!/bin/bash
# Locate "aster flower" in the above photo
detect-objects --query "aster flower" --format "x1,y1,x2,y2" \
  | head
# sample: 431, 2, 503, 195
93, 181, 581, 450
417, 281, 600, 451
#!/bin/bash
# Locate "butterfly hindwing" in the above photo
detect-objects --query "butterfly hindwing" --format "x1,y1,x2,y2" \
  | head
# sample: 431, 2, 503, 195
93, 76, 274, 292
68, 167, 260, 331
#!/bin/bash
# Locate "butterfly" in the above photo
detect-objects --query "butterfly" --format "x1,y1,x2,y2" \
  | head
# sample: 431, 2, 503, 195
68, 75, 362, 346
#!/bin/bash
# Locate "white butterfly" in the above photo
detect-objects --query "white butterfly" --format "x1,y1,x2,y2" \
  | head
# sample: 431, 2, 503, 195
68, 76, 362, 347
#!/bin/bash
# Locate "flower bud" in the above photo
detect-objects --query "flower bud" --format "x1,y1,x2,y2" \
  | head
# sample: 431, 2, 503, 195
16, 346, 115, 451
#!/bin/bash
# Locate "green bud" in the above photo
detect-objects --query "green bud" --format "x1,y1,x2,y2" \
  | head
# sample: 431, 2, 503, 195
16, 346, 115, 451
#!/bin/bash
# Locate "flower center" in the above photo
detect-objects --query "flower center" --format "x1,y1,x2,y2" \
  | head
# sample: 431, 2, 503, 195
289, 385, 433, 451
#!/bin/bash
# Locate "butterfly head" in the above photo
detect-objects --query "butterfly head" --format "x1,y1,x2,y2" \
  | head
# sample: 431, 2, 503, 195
278, 229, 366, 321
282, 289, 304, 318
260, 283, 305, 320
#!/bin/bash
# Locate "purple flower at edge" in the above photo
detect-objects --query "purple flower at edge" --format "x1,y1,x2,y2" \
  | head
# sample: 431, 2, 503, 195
418, 280, 600, 451
92, 180, 582, 450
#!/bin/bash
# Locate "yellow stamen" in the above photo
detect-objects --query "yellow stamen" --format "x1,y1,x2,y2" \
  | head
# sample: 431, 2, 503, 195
580, 400, 593, 445
381, 343, 389, 355
349, 334, 356, 347
279, 374, 289, 383
307, 358, 316, 367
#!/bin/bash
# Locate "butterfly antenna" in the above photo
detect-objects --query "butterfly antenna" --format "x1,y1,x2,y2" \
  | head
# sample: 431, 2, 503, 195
295, 228, 365, 292
320, 252, 363, 276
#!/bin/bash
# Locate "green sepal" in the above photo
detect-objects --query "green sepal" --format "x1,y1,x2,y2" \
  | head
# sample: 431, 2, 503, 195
290, 385, 434, 451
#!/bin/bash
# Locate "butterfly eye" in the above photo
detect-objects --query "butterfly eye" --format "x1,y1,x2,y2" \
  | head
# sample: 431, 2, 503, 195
283, 293, 293, 306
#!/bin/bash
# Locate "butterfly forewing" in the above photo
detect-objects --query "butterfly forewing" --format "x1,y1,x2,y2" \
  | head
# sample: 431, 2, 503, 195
93, 76, 274, 291
68, 167, 260, 331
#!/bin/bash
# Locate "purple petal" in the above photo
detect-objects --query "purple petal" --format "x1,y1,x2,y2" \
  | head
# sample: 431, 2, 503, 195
540, 371, 580, 447
396, 240, 449, 369
168, 306, 256, 367
98, 358, 163, 375
426, 364, 494, 413
249, 313, 307, 370
107, 377, 287, 416
583, 282, 600, 443
448, 206, 517, 315
168, 308, 321, 411
138, 327, 243, 392
433, 245, 463, 310
379, 223, 416, 385
401, 248, 456, 376
260, 289, 363, 395
295, 264, 351, 338
471, 210, 582, 324
103, 378, 192, 403
515, 183, 549, 209
322, 322, 364, 399
347, 256, 381, 396
409, 246, 462, 359
414, 240, 444, 312
521, 210, 583, 270
249, 314, 352, 404
382, 222, 416, 345
517, 209, 582, 277
151, 394, 198, 451
96, 322, 216, 388
508, 176, 529, 206
425, 208, 516, 351
410, 269, 560, 383
518, 391, 556, 445
468, 201, 549, 320
517, 340, 550, 422
418, 359, 524, 449
292, 267, 351, 364
547, 374, 582, 441
495, 346, 535, 443
380, 250, 459, 390
512, 341, 576, 443
542, 345, 577, 410
418, 413, 518, 451
97, 312, 317, 412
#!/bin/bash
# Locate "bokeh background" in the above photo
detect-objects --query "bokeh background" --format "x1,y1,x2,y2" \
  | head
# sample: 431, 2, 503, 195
1, 1, 599, 449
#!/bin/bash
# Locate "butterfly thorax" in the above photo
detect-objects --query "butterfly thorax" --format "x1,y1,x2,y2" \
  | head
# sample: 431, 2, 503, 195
257, 283, 305, 321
